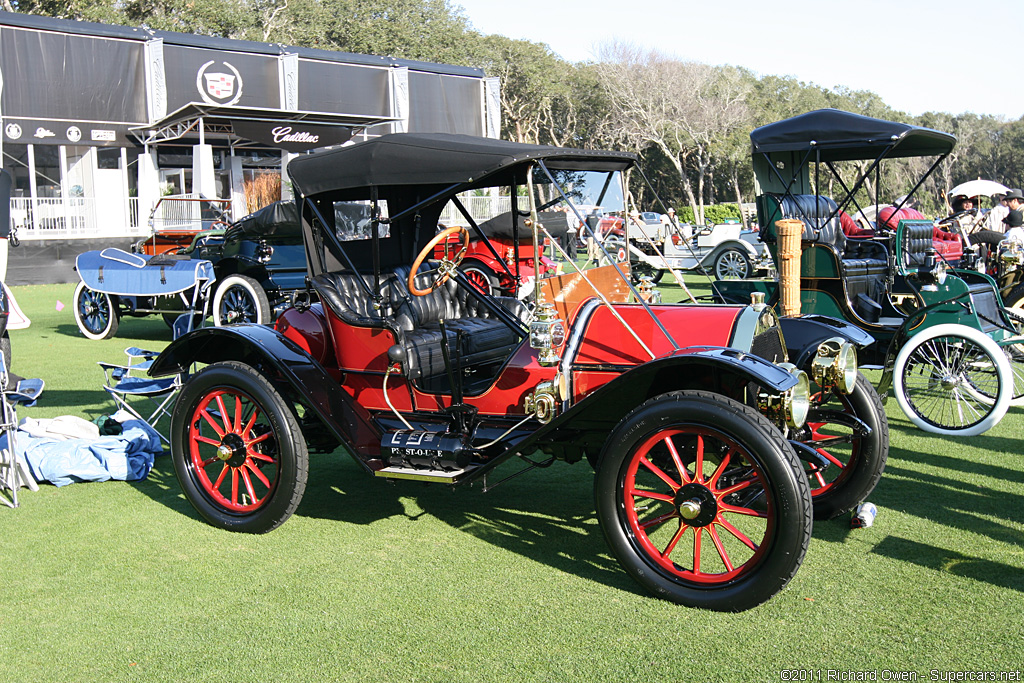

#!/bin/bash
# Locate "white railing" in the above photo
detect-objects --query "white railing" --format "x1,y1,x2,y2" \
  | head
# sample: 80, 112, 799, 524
438, 194, 513, 226
148, 194, 233, 232
10, 196, 147, 240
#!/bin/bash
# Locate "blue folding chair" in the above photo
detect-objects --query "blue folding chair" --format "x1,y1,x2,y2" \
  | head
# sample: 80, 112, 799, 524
99, 347, 181, 444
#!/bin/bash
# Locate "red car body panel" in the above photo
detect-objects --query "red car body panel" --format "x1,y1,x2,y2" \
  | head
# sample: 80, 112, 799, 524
573, 304, 741, 366
277, 296, 749, 420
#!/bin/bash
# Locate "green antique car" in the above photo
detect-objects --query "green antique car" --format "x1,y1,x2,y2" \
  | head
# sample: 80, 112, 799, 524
716, 109, 1022, 437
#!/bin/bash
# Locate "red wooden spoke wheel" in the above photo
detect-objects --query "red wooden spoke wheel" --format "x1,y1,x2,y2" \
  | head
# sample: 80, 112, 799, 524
621, 427, 772, 585
792, 372, 888, 520
461, 260, 499, 296
171, 361, 308, 533
187, 387, 280, 513
595, 391, 811, 612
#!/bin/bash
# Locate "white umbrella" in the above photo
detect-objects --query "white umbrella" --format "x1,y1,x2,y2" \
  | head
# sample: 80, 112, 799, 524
948, 179, 1009, 198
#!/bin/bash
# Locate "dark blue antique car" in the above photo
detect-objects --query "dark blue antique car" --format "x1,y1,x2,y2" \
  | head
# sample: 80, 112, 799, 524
184, 201, 306, 326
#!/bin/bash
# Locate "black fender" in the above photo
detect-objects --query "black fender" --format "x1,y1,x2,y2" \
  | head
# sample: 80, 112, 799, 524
213, 257, 272, 288
148, 324, 381, 467
491, 346, 799, 468
779, 314, 875, 370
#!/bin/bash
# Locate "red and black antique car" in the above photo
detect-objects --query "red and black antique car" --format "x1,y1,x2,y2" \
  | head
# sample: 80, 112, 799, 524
149, 134, 887, 611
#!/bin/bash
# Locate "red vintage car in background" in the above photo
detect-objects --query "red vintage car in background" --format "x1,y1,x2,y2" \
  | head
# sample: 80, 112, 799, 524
150, 133, 887, 612
433, 209, 565, 297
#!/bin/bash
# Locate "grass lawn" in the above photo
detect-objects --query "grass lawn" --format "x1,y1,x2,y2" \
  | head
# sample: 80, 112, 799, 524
1, 279, 1022, 683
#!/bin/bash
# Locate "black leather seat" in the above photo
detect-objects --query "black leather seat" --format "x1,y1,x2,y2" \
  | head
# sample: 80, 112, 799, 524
388, 264, 522, 379
311, 272, 389, 326
773, 194, 889, 300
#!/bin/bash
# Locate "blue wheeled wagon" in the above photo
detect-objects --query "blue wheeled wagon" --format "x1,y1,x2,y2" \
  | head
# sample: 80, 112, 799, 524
73, 248, 214, 340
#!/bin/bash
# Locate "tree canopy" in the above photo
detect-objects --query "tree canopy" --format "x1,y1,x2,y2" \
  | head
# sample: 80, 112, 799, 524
6, 0, 1023, 216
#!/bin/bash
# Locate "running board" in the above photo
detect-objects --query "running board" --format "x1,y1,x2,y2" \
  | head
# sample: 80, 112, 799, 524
374, 466, 473, 483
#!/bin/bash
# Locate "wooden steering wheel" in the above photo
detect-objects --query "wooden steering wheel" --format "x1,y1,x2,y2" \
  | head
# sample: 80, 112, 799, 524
409, 226, 470, 296
208, 220, 231, 230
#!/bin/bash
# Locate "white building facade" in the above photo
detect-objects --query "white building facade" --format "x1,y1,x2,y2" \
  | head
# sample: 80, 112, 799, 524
0, 11, 500, 282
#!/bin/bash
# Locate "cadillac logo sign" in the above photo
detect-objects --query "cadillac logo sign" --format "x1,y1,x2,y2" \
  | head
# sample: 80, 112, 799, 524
231, 120, 354, 152
272, 126, 320, 146
196, 60, 243, 106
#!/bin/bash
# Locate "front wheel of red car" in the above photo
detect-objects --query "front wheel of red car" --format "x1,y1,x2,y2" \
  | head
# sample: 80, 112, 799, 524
594, 390, 812, 612
170, 361, 308, 533
791, 372, 888, 520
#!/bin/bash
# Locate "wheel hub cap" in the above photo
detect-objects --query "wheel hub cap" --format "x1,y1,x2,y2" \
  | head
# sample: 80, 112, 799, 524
216, 433, 247, 467
674, 483, 718, 527
678, 499, 702, 519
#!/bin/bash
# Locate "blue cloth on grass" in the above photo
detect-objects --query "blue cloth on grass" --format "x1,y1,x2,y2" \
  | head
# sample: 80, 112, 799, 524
1, 418, 163, 487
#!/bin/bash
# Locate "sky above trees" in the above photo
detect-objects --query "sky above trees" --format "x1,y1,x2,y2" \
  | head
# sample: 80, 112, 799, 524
455, 0, 1024, 121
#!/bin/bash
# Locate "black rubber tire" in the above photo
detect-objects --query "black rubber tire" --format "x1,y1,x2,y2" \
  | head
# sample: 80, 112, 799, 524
713, 248, 752, 280
461, 260, 501, 296
73, 281, 119, 340
170, 361, 309, 533
213, 274, 271, 326
1003, 283, 1024, 312
631, 261, 665, 285
0, 332, 10, 373
594, 390, 812, 612
791, 373, 888, 520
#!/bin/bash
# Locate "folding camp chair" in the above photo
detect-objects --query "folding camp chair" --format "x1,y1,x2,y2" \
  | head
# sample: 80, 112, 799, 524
99, 347, 182, 444
0, 352, 43, 508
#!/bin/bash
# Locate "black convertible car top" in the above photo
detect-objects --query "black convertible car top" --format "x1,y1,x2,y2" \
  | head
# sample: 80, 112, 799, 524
287, 133, 637, 196
750, 109, 956, 161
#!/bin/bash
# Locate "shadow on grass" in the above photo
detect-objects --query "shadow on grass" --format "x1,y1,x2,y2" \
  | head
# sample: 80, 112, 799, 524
296, 453, 637, 594
55, 321, 176, 343
133, 448, 637, 594
871, 535, 1024, 593
889, 440, 1024, 485
852, 444, 1024, 545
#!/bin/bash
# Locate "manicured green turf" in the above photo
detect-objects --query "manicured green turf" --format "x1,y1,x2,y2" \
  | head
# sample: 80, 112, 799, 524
1, 281, 1022, 683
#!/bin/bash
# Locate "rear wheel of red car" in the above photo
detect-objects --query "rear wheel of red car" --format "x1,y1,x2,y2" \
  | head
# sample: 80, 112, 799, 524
73, 281, 119, 340
461, 260, 500, 296
171, 361, 308, 533
595, 390, 812, 612
790, 372, 888, 520
213, 274, 271, 326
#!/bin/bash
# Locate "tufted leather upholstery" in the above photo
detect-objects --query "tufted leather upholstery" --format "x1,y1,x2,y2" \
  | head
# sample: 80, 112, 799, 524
388, 264, 521, 379
767, 193, 890, 301
900, 221, 935, 270
776, 194, 846, 251
312, 272, 389, 326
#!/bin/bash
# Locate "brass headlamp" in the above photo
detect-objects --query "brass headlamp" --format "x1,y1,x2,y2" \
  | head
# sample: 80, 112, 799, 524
810, 336, 858, 395
758, 363, 810, 429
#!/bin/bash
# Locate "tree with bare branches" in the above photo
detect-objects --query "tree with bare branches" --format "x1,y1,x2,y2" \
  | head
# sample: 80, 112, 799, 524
593, 42, 750, 223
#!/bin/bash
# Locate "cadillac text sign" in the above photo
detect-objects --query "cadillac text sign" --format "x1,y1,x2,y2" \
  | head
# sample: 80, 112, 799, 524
231, 120, 353, 152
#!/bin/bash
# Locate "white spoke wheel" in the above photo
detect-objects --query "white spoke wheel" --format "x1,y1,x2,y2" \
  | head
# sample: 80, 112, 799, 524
713, 248, 751, 280
213, 274, 271, 326
73, 281, 119, 340
998, 283, 1024, 404
893, 324, 1012, 436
